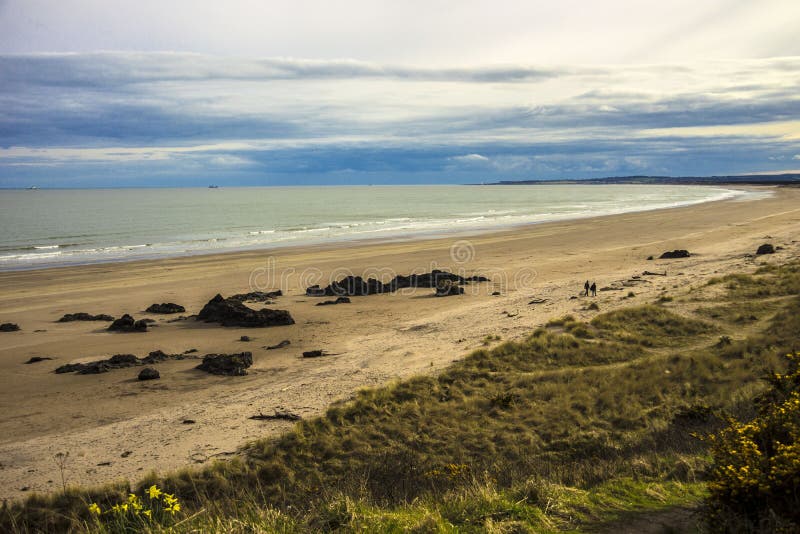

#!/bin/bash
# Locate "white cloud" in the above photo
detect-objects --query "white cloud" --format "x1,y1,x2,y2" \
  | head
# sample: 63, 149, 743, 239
451, 154, 489, 164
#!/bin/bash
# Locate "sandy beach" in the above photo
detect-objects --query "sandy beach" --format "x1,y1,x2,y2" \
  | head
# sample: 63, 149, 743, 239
1, 185, 799, 502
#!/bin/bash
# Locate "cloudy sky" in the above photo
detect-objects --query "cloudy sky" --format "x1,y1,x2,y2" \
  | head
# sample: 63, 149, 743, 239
1, 0, 799, 187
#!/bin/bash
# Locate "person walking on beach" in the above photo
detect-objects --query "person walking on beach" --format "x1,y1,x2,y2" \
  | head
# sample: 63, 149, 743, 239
584, 280, 590, 296
590, 282, 597, 297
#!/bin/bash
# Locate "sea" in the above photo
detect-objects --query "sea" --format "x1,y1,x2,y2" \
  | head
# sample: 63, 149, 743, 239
0, 184, 765, 271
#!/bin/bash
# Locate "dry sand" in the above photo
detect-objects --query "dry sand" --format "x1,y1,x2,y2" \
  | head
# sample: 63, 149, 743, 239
1, 185, 799, 501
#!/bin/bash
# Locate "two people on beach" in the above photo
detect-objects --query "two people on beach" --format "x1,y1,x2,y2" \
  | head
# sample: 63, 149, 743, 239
584, 280, 596, 297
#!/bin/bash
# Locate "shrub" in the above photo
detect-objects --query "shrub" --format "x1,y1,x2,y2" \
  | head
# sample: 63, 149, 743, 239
703, 353, 800, 532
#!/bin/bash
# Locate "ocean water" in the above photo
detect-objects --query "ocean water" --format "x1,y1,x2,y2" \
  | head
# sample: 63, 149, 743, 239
0, 184, 757, 270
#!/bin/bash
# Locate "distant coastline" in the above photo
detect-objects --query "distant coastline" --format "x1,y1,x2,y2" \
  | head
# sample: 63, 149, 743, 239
485, 172, 800, 186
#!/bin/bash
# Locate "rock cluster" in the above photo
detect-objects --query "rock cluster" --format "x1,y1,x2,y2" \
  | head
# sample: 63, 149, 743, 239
145, 303, 185, 314
195, 352, 253, 376
197, 294, 294, 327
55, 350, 191, 374
58, 313, 115, 322
108, 314, 148, 332
306, 270, 489, 297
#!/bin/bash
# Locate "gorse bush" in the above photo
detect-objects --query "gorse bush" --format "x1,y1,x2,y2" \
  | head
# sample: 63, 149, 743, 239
84, 485, 182, 533
704, 352, 800, 532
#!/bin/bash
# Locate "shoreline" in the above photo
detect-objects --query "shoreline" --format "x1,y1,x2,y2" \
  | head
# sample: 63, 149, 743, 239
0, 184, 756, 272
1, 185, 799, 501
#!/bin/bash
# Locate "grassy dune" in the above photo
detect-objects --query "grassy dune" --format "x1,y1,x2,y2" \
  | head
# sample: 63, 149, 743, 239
3, 261, 799, 532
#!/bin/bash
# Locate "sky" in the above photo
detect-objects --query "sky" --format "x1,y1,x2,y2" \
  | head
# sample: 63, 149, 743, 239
1, 0, 799, 187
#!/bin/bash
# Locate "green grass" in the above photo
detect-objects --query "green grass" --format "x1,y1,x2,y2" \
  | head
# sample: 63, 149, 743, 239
3, 260, 800, 533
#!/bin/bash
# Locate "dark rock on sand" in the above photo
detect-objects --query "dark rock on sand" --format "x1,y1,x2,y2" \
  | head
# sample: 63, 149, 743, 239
54, 363, 85, 374
266, 340, 291, 350
141, 350, 191, 364
55, 351, 189, 374
389, 270, 465, 290
316, 297, 351, 306
302, 350, 328, 358
196, 352, 253, 376
55, 354, 139, 375
0, 323, 20, 332
435, 280, 464, 297
307, 276, 386, 296
240, 335, 251, 342
138, 367, 160, 380
197, 294, 295, 327
659, 250, 691, 259
145, 303, 185, 314
108, 314, 148, 332
756, 243, 775, 255
229, 290, 283, 302
58, 313, 115, 322
24, 356, 54, 364
307, 270, 491, 297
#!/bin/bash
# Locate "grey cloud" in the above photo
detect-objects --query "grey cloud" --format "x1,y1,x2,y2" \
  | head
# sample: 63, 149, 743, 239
0, 53, 564, 88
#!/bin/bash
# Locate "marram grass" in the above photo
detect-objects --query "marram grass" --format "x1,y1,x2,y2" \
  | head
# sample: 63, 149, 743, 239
2, 259, 799, 533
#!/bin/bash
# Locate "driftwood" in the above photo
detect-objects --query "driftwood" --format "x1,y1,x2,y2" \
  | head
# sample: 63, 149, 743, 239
302, 350, 342, 358
528, 298, 548, 305
643, 271, 667, 277
249, 410, 302, 421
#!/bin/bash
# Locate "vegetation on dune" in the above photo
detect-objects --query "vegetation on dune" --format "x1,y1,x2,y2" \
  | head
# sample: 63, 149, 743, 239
704, 353, 800, 532
2, 260, 799, 533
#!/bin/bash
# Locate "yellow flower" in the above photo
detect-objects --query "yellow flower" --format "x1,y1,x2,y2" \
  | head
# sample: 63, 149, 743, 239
127, 493, 139, 504
147, 484, 162, 499
88, 503, 101, 515
163, 493, 178, 506
143, 509, 152, 519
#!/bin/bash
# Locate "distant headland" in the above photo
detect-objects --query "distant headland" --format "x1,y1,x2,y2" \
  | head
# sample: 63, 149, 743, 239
486, 172, 800, 186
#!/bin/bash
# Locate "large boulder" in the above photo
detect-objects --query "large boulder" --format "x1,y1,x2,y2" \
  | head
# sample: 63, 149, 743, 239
145, 303, 185, 314
108, 314, 148, 332
196, 352, 253, 376
659, 250, 691, 259
197, 294, 294, 327
58, 313, 115, 322
756, 243, 775, 255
